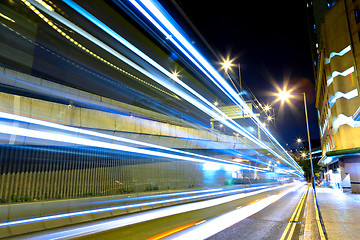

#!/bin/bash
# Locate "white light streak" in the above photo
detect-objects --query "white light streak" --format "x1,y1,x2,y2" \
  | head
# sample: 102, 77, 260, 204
29, 0, 301, 174
20, 184, 294, 239
329, 89, 358, 107
0, 112, 227, 165
0, 185, 271, 228
127, 0, 302, 172
333, 113, 360, 132
325, 45, 351, 64
327, 66, 354, 86
170, 183, 304, 240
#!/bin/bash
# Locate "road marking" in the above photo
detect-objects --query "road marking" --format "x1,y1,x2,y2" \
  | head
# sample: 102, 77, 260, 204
313, 189, 326, 240
280, 184, 309, 240
146, 221, 203, 240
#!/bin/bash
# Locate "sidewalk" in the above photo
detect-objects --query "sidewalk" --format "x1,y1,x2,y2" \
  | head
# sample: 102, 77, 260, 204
313, 187, 360, 239
301, 187, 360, 240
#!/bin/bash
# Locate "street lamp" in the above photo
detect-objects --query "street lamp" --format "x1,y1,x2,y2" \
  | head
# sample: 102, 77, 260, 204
277, 90, 315, 187
220, 57, 242, 93
221, 59, 233, 71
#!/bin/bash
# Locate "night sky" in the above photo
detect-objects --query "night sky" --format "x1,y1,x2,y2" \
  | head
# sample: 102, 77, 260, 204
169, 0, 320, 148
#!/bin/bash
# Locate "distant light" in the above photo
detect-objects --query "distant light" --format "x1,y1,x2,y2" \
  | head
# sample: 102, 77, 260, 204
264, 105, 271, 111
266, 116, 272, 121
214, 101, 219, 106
297, 138, 302, 143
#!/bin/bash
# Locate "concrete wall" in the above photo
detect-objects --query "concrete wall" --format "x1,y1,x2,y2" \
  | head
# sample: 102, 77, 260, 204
0, 89, 253, 150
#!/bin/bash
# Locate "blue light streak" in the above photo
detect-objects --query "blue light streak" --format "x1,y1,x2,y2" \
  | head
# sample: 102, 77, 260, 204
125, 0, 302, 172
0, 112, 228, 165
0, 112, 273, 173
0, 185, 272, 228
325, 45, 351, 64
82, 188, 223, 206
24, 0, 302, 174
57, 0, 302, 174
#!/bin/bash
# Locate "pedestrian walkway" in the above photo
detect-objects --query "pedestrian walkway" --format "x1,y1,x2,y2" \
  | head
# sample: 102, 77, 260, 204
315, 187, 360, 240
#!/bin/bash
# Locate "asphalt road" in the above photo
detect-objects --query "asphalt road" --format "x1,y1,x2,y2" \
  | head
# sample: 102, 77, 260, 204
208, 184, 307, 240
73, 183, 307, 240
17, 183, 307, 240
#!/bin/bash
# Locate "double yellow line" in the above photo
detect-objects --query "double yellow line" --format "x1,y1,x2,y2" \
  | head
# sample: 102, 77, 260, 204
280, 184, 309, 240
313, 189, 326, 240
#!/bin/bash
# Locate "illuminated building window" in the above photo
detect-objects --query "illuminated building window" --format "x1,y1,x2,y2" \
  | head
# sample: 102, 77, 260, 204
355, 7, 360, 23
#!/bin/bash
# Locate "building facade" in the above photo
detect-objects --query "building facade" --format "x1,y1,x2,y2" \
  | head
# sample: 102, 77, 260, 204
314, 0, 360, 193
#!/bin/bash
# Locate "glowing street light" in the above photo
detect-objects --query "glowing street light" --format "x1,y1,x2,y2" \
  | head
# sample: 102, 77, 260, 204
221, 58, 234, 72
297, 138, 302, 143
277, 90, 291, 102
266, 116, 273, 121
220, 56, 242, 93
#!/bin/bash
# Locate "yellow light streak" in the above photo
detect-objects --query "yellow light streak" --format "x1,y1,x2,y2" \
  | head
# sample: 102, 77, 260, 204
35, 0, 54, 11
21, 0, 179, 99
146, 221, 202, 240
0, 13, 15, 22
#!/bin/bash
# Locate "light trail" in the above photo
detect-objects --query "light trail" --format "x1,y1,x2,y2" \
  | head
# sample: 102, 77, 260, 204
329, 89, 358, 108
325, 45, 351, 64
56, 0, 266, 157
146, 221, 203, 240
0, 185, 269, 228
79, 188, 223, 206
167, 183, 304, 240
21, 184, 295, 240
56, 0, 302, 174
126, 0, 302, 172
0, 111, 267, 172
21, 0, 301, 175
0, 122, 272, 173
327, 66, 354, 86
333, 113, 360, 131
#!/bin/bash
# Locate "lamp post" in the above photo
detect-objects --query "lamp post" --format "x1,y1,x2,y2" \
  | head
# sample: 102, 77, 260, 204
302, 92, 315, 188
221, 58, 242, 94
277, 90, 315, 188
